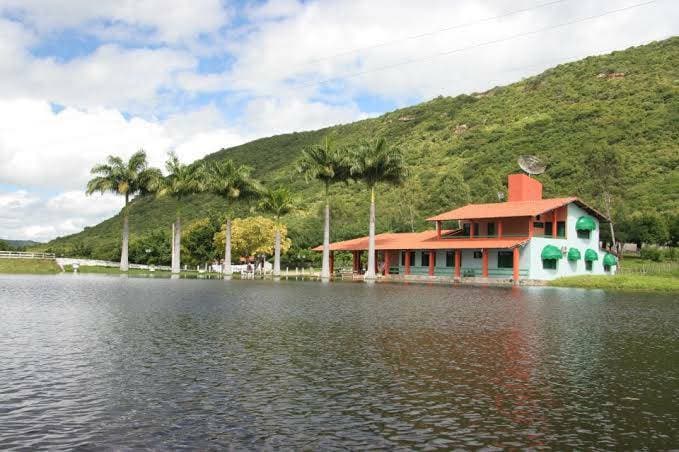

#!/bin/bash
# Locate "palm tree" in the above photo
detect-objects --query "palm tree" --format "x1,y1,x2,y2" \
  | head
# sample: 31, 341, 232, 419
86, 150, 161, 271
204, 159, 260, 278
350, 138, 407, 280
153, 152, 205, 274
258, 187, 296, 277
297, 138, 351, 279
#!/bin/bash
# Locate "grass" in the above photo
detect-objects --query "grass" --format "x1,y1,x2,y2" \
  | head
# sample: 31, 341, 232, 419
0, 258, 61, 274
549, 274, 679, 293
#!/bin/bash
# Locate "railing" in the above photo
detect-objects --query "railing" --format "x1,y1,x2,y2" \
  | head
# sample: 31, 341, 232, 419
0, 251, 55, 259
442, 234, 529, 239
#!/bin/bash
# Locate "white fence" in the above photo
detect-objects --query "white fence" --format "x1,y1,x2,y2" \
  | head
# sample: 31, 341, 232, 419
0, 251, 55, 259
56, 258, 171, 271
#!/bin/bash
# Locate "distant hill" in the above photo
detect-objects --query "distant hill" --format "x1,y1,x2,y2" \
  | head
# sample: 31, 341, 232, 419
40, 37, 679, 260
2, 240, 42, 249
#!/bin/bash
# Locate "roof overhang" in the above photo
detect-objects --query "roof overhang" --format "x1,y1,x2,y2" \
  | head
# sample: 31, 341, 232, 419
313, 233, 529, 252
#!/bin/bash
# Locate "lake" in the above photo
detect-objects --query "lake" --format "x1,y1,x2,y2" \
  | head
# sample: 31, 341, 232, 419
1, 275, 677, 449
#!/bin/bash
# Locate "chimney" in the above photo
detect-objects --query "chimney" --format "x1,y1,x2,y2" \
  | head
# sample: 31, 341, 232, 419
507, 174, 542, 202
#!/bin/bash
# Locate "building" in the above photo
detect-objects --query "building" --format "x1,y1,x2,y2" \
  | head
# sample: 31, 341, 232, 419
315, 174, 618, 284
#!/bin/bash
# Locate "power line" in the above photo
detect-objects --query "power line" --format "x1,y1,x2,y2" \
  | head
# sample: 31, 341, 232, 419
296, 0, 658, 89
299, 0, 570, 66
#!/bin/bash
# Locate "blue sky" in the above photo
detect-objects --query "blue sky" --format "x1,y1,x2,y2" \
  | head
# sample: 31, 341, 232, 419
0, 0, 677, 241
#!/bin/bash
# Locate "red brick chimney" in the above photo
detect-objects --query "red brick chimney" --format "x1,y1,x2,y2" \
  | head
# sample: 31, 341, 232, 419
507, 174, 542, 202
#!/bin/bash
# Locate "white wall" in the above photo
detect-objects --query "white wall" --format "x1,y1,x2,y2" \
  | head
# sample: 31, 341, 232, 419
528, 203, 616, 280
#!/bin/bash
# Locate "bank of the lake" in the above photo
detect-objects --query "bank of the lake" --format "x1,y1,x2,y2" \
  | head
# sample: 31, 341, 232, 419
0, 258, 60, 274
549, 274, 679, 292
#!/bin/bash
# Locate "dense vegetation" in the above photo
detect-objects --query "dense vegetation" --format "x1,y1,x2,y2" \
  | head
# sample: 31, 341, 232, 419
40, 37, 679, 263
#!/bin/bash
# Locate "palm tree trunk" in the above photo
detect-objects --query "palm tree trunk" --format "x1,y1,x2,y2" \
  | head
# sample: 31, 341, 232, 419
223, 218, 232, 278
120, 199, 129, 272
172, 213, 181, 274
320, 200, 331, 279
365, 186, 376, 280
274, 227, 281, 277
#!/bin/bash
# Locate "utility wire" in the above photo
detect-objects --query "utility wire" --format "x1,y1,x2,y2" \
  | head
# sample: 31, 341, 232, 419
300, 0, 569, 66
295, 0, 658, 89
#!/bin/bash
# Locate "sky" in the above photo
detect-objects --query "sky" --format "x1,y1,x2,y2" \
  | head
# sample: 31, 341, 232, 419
0, 0, 677, 242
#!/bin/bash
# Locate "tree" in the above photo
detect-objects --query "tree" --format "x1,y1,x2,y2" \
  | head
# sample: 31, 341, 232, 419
213, 216, 291, 264
587, 144, 623, 252
86, 150, 161, 271
349, 138, 407, 280
297, 138, 351, 279
0, 239, 9, 250
258, 187, 296, 277
668, 212, 679, 247
129, 228, 171, 265
181, 217, 220, 267
204, 159, 259, 278
153, 152, 205, 274
619, 212, 669, 249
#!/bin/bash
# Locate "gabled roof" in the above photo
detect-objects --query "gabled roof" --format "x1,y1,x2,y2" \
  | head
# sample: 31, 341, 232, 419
427, 197, 608, 222
313, 230, 528, 251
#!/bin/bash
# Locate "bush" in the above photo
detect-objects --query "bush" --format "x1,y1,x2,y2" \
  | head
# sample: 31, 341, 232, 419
640, 246, 663, 262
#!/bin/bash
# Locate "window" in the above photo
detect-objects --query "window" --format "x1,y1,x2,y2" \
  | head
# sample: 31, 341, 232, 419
473, 251, 482, 259
401, 252, 406, 266
533, 222, 544, 229
586, 261, 593, 271
473, 223, 480, 236
421, 252, 430, 267
487, 223, 495, 237
498, 251, 513, 268
557, 221, 566, 238
463, 223, 471, 236
445, 251, 454, 267
577, 230, 591, 239
604, 264, 611, 272
543, 259, 557, 269
544, 221, 553, 236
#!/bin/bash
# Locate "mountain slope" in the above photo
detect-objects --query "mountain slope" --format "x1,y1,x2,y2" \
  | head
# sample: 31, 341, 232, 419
43, 37, 679, 260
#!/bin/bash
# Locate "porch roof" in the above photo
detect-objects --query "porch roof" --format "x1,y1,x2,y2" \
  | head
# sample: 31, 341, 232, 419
313, 230, 529, 252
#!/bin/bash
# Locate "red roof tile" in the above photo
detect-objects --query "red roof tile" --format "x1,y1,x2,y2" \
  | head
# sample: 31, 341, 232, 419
426, 197, 607, 221
313, 230, 529, 251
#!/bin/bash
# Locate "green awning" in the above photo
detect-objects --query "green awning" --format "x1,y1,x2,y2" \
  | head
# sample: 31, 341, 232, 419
584, 249, 599, 261
567, 248, 581, 261
541, 244, 563, 260
576, 216, 596, 231
603, 253, 617, 266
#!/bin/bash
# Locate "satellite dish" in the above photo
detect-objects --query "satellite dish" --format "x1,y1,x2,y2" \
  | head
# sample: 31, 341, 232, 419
518, 155, 546, 176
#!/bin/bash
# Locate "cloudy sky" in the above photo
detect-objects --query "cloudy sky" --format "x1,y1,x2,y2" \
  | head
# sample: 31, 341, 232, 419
0, 0, 677, 242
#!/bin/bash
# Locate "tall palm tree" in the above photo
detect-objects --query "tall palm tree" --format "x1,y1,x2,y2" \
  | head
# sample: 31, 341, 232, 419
153, 152, 205, 274
350, 138, 407, 280
258, 187, 296, 277
86, 150, 161, 271
204, 159, 260, 278
297, 138, 351, 279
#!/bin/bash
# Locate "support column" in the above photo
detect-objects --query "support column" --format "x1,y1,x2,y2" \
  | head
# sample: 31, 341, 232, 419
436, 221, 442, 239
469, 221, 474, 239
329, 251, 335, 276
498, 221, 503, 238
528, 217, 534, 237
384, 251, 390, 276
352, 251, 357, 273
374, 251, 378, 274
552, 210, 558, 237
513, 247, 520, 285
454, 250, 461, 278
405, 250, 411, 275
428, 250, 435, 276
482, 248, 489, 278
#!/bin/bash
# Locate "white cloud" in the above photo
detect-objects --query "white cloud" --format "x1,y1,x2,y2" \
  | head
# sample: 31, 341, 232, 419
0, 0, 231, 43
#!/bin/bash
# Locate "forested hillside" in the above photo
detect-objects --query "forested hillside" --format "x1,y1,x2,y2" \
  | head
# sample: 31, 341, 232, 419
42, 37, 679, 261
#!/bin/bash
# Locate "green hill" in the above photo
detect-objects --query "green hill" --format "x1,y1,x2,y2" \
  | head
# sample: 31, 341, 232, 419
42, 37, 679, 260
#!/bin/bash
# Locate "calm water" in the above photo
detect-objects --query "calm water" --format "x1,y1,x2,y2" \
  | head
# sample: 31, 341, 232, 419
1, 275, 677, 450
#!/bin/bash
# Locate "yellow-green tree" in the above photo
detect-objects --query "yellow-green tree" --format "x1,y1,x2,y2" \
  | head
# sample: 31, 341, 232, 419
214, 216, 291, 263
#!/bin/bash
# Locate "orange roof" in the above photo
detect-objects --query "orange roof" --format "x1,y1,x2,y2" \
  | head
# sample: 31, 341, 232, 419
313, 230, 528, 251
427, 197, 607, 221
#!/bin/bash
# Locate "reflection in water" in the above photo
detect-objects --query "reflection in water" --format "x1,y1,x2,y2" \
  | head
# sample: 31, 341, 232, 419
0, 275, 677, 449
